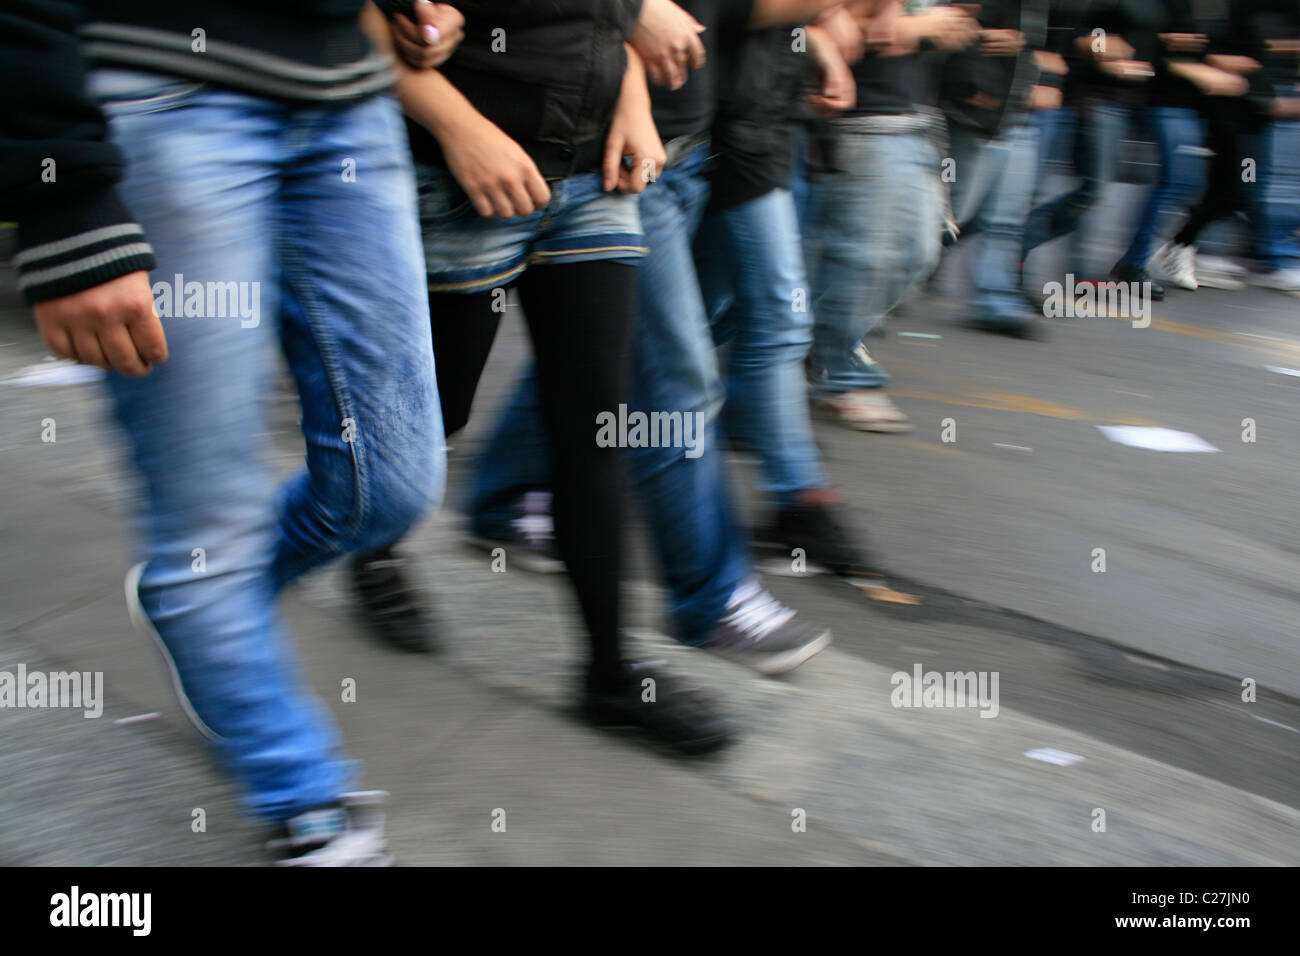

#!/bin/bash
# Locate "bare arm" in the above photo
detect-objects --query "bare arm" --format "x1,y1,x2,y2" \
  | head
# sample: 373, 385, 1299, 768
360, 2, 550, 217
751, 0, 845, 31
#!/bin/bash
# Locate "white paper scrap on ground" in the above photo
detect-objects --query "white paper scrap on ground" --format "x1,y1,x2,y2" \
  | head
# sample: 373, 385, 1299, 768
4, 358, 104, 387
1024, 748, 1085, 766
113, 713, 161, 726
1096, 425, 1219, 452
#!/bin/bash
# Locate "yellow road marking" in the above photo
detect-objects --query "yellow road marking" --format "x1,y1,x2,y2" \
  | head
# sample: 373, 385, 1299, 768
885, 387, 1160, 427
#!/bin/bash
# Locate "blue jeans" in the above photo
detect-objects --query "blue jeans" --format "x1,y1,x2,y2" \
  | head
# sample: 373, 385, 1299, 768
807, 124, 941, 393
1028, 106, 1074, 207
92, 70, 444, 821
1255, 109, 1300, 271
1119, 106, 1205, 269
469, 145, 749, 642
416, 163, 645, 291
949, 121, 1041, 322
1023, 100, 1127, 271
694, 188, 826, 504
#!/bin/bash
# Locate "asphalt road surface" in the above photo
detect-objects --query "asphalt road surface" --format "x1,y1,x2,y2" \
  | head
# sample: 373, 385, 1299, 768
2, 199, 1298, 865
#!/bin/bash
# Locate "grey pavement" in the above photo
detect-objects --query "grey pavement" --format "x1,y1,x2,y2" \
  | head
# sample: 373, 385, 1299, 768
2, 195, 1299, 865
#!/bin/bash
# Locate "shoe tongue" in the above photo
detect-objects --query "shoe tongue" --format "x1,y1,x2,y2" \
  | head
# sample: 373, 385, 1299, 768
287, 807, 347, 841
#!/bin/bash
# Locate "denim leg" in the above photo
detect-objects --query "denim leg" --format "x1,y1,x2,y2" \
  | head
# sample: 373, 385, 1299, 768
1027, 106, 1076, 211
1119, 107, 1204, 268
626, 150, 750, 641
272, 96, 444, 587
1023, 102, 1124, 268
809, 129, 940, 394
695, 190, 826, 504
92, 72, 357, 821
968, 123, 1040, 319
948, 127, 1002, 233
1258, 116, 1300, 270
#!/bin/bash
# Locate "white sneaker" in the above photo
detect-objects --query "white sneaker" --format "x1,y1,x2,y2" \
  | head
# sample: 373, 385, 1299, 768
814, 389, 913, 433
1250, 267, 1300, 295
1194, 253, 1246, 290
1149, 242, 1197, 290
1194, 253, 1246, 277
270, 791, 394, 866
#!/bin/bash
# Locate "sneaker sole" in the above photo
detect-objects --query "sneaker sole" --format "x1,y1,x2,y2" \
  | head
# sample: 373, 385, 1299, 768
124, 562, 223, 742
582, 707, 736, 756
1195, 274, 1242, 290
815, 407, 915, 433
710, 628, 833, 676
812, 400, 914, 433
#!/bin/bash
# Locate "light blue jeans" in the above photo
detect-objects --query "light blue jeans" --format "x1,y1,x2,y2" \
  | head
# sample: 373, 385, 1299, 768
694, 188, 827, 504
807, 124, 941, 393
92, 69, 444, 821
949, 121, 1041, 322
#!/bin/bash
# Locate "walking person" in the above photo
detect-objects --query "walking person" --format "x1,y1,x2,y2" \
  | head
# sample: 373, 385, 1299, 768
361, 0, 740, 752
940, 0, 1059, 336
1, 0, 465, 863
806, 0, 977, 431
692, 13, 877, 574
1020, 0, 1160, 295
455, 0, 844, 678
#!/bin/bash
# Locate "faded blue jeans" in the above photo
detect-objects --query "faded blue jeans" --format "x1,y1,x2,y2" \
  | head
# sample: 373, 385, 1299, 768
806, 121, 941, 393
92, 69, 444, 821
469, 144, 751, 642
694, 188, 827, 505
948, 121, 1041, 322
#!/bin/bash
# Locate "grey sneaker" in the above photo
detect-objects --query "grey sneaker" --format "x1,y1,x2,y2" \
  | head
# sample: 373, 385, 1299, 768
270, 790, 394, 866
700, 579, 831, 675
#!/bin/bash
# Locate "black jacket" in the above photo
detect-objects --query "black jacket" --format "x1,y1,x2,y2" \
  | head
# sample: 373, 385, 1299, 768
940, 0, 1052, 135
410, 0, 644, 180
1222, 0, 1300, 120
0, 0, 395, 304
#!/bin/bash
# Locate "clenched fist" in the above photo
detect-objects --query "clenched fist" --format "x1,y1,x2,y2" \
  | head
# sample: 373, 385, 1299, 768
33, 271, 167, 377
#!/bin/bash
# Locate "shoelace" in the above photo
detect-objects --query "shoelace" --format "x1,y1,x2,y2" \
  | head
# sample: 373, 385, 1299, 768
721, 582, 796, 646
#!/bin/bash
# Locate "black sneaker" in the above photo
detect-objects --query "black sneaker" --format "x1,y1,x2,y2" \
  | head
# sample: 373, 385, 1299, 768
1110, 261, 1166, 301
269, 790, 393, 866
965, 313, 1048, 339
755, 487, 876, 577
584, 661, 736, 755
700, 579, 831, 675
350, 547, 435, 653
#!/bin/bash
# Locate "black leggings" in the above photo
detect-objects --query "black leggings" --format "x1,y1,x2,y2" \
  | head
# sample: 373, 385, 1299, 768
429, 261, 636, 684
1175, 103, 1252, 247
